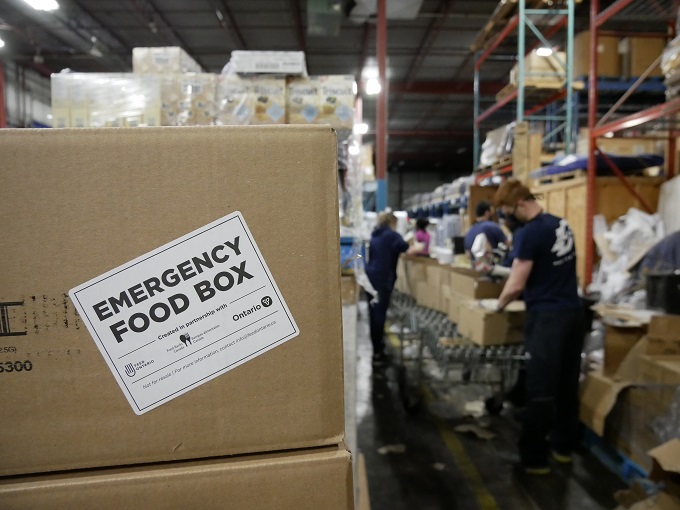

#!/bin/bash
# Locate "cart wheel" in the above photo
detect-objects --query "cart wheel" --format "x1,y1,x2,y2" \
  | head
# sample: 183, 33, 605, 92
397, 365, 422, 415
484, 396, 503, 416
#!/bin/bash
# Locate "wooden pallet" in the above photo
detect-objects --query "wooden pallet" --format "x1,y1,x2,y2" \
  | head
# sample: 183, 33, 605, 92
531, 169, 585, 186
492, 155, 513, 170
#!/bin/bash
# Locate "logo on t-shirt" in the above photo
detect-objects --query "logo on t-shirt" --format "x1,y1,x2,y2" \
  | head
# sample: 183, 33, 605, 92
551, 219, 574, 259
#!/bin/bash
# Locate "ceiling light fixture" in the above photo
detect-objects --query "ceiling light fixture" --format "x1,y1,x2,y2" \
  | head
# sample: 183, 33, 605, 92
353, 123, 369, 135
365, 78, 381, 96
536, 47, 553, 57
0, 37, 5, 49
21, 0, 59, 11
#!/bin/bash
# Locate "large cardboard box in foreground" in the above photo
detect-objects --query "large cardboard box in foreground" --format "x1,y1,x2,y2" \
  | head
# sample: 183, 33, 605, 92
0, 446, 353, 510
457, 301, 525, 346
0, 126, 344, 476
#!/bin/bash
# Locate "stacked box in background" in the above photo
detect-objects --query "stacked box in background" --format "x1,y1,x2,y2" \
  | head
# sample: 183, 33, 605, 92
250, 75, 287, 124
51, 48, 355, 130
50, 73, 163, 128
0, 126, 352, 508
216, 74, 253, 125
132, 46, 202, 74
177, 73, 218, 126
287, 75, 354, 129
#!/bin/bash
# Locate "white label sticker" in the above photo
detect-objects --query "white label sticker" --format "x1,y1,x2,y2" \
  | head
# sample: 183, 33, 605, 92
69, 212, 299, 415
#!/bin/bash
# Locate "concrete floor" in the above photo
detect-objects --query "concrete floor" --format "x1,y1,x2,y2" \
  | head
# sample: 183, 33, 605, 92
354, 301, 628, 510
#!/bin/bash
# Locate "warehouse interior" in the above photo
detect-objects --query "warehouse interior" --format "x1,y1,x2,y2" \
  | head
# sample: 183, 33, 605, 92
2, 1, 680, 509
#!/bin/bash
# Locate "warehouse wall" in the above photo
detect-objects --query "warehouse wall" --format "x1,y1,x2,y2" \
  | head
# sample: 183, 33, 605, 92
388, 170, 448, 210
3, 62, 52, 127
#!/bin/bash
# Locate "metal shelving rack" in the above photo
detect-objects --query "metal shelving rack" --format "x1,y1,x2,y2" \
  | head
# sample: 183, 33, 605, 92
584, 0, 679, 288
473, 0, 576, 174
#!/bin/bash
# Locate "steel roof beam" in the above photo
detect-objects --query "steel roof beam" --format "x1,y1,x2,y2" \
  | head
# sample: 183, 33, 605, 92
214, 0, 247, 49
365, 129, 473, 138
391, 0, 455, 118
289, 0, 306, 54
389, 80, 504, 95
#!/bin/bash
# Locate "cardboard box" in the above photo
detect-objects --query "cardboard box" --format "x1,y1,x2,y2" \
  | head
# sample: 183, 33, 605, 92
579, 370, 630, 436
637, 354, 680, 385
287, 75, 356, 130
620, 36, 666, 78
449, 267, 505, 300
230, 50, 307, 75
646, 315, 680, 355
0, 446, 353, 510
447, 293, 467, 324
216, 74, 253, 126
177, 73, 217, 126
573, 31, 621, 78
133, 47, 201, 74
456, 301, 524, 346
400, 256, 433, 299
649, 440, 680, 500
607, 384, 679, 473
510, 50, 566, 88
250, 76, 287, 125
0, 126, 344, 476
341, 276, 358, 305
576, 132, 664, 157
603, 323, 647, 376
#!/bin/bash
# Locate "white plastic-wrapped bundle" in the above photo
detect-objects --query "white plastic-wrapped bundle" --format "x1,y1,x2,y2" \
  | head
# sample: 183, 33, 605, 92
132, 47, 201, 74
177, 73, 217, 126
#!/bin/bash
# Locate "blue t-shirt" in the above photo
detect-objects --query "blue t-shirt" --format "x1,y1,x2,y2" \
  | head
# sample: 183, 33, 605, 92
464, 221, 507, 252
513, 213, 580, 312
366, 226, 409, 291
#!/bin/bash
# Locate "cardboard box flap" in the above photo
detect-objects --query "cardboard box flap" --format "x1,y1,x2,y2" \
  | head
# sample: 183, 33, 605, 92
649, 439, 680, 475
615, 492, 680, 510
614, 337, 650, 382
649, 315, 680, 339
579, 370, 630, 436
593, 303, 657, 327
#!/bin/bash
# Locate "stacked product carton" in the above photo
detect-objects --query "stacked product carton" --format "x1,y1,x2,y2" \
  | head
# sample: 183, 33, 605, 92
0, 126, 353, 509
51, 48, 355, 130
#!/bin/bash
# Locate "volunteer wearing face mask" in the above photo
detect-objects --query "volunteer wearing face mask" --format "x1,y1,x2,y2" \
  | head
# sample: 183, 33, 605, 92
366, 212, 414, 366
464, 201, 507, 263
493, 180, 585, 475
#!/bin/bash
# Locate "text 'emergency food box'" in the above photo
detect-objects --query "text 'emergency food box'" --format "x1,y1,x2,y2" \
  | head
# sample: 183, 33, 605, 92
0, 125, 344, 476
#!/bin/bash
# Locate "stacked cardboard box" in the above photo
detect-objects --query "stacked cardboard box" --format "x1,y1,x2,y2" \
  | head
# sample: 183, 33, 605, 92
447, 267, 505, 324
580, 315, 680, 474
619, 36, 666, 79
0, 126, 352, 508
132, 46, 202, 74
287, 75, 355, 129
456, 301, 525, 347
509, 50, 566, 89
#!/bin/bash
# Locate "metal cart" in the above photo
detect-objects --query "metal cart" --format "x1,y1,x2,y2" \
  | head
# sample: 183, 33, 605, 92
387, 290, 527, 414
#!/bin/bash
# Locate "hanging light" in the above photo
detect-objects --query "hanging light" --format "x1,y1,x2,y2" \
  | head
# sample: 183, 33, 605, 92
353, 123, 369, 135
365, 78, 381, 95
20, 0, 59, 11
536, 47, 553, 57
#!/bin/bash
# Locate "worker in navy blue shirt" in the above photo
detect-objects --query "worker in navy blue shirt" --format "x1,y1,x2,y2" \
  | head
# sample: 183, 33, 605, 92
365, 212, 412, 365
464, 201, 507, 263
494, 180, 585, 475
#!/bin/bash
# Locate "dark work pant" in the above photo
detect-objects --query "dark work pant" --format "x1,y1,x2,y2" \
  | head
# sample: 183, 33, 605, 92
368, 286, 392, 355
519, 308, 586, 466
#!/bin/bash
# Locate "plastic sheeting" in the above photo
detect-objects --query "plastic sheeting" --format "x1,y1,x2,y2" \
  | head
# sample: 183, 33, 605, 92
658, 175, 680, 236
591, 208, 665, 302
